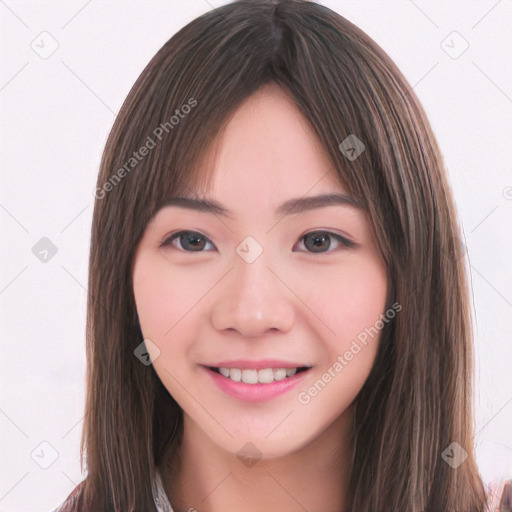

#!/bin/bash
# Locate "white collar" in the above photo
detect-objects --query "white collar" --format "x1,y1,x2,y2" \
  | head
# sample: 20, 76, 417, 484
153, 466, 174, 512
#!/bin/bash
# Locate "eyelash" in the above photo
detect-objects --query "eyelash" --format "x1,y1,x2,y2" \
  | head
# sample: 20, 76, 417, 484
159, 230, 355, 253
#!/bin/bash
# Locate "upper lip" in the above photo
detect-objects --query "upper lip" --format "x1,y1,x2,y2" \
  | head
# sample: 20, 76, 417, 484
204, 359, 312, 370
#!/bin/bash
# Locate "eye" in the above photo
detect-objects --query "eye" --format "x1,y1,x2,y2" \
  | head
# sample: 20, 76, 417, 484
160, 229, 354, 254
160, 230, 215, 252
294, 230, 355, 253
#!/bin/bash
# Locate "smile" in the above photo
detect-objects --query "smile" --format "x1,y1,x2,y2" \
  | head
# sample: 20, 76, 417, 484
202, 365, 312, 403
209, 366, 310, 384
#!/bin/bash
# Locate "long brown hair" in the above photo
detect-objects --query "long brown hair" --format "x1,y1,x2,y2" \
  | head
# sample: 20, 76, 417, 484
73, 0, 488, 510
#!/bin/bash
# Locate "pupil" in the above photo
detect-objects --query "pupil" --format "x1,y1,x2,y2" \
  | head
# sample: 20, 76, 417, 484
183, 233, 204, 250
306, 232, 330, 252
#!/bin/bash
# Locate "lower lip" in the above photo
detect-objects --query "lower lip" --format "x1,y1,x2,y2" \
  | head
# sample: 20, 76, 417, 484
202, 366, 311, 403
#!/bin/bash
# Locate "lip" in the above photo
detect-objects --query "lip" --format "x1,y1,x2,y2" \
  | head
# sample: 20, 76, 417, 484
201, 365, 311, 403
206, 359, 310, 370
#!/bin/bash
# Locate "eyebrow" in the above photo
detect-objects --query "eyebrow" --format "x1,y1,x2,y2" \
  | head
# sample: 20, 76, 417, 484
156, 193, 361, 218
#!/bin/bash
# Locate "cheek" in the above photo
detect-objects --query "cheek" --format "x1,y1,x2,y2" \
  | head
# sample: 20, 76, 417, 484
338, 265, 388, 339
132, 257, 170, 339
294, 258, 387, 411
295, 255, 388, 343
133, 254, 205, 339
132, 253, 213, 386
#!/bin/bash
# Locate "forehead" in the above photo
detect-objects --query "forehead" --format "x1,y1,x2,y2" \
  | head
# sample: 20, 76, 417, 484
189, 83, 347, 204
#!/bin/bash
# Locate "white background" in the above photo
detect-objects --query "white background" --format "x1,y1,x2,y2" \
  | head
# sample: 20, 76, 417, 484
1, 1, 511, 510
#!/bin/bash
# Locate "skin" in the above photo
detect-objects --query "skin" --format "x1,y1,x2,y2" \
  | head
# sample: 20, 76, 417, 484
132, 83, 388, 512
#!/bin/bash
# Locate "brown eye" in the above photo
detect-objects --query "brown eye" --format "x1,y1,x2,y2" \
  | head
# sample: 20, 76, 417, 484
297, 231, 354, 253
161, 231, 214, 252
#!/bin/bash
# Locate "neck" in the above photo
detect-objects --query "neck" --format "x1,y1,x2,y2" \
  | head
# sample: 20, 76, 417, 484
158, 410, 353, 512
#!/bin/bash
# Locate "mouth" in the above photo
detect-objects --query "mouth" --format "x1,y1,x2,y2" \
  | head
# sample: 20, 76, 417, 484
206, 365, 312, 384
202, 364, 313, 402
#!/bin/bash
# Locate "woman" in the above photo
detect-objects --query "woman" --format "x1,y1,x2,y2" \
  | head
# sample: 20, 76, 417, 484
53, 0, 504, 510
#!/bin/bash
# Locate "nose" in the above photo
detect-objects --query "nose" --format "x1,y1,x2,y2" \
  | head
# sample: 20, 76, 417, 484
209, 249, 295, 338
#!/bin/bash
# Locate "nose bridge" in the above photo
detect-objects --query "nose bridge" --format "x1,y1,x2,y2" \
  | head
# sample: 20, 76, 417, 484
209, 239, 295, 336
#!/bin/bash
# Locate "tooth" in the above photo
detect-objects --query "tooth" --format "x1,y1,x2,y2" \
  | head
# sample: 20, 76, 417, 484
241, 369, 258, 384
257, 368, 274, 383
216, 367, 303, 383
229, 368, 242, 382
273, 368, 287, 381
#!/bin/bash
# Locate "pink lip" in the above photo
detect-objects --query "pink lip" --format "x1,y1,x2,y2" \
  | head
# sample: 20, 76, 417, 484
202, 365, 311, 403
206, 359, 310, 370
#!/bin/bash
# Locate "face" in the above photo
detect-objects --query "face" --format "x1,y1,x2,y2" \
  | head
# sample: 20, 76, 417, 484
132, 83, 388, 459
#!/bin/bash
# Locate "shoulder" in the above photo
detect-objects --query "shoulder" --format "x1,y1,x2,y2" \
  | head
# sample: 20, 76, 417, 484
51, 480, 86, 512
486, 479, 512, 511
51, 470, 174, 512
